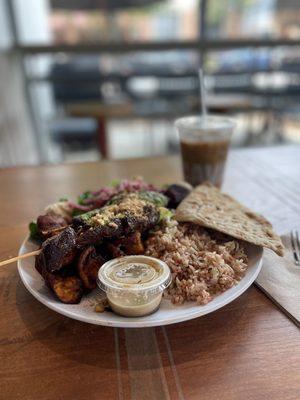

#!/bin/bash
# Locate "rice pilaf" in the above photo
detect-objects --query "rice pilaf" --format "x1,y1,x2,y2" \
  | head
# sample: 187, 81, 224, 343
145, 220, 248, 305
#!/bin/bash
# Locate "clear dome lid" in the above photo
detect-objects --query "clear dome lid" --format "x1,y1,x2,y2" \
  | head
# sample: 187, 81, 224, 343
97, 255, 171, 296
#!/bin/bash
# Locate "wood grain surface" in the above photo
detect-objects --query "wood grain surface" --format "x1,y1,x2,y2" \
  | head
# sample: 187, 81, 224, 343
0, 146, 300, 400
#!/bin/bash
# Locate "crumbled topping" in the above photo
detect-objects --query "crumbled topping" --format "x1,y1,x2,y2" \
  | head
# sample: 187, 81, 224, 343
88, 193, 149, 227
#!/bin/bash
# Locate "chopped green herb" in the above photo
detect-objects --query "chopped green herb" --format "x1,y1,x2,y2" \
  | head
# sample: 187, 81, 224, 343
72, 209, 86, 217
29, 221, 40, 240
110, 179, 120, 187
76, 208, 101, 221
59, 197, 68, 202
158, 207, 174, 222
138, 191, 168, 207
77, 191, 93, 205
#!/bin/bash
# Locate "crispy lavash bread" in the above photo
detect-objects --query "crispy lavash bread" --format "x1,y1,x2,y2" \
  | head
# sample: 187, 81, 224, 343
175, 184, 284, 256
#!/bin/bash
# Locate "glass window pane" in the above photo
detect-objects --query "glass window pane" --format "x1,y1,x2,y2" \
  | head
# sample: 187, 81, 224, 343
14, 0, 200, 45
206, 0, 300, 39
0, 0, 13, 50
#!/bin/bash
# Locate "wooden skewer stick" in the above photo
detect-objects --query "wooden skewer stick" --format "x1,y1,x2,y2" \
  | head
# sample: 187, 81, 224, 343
0, 249, 41, 267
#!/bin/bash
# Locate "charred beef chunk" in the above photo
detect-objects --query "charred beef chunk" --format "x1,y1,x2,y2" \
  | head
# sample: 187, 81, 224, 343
37, 214, 68, 239
35, 252, 45, 276
164, 183, 192, 209
74, 193, 159, 247
106, 243, 125, 258
45, 272, 83, 304
35, 252, 83, 304
107, 231, 144, 257
42, 227, 77, 272
77, 246, 104, 290
122, 231, 144, 254
75, 217, 124, 248
122, 204, 159, 234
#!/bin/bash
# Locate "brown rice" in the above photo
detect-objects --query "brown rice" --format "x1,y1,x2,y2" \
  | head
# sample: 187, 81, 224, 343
144, 220, 248, 305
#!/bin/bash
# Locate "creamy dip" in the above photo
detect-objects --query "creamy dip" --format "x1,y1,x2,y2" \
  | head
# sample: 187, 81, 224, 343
109, 262, 160, 285
108, 293, 162, 317
97, 256, 171, 317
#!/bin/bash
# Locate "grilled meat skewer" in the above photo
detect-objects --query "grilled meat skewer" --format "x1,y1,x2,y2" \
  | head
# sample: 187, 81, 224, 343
73, 193, 160, 248
36, 193, 159, 274
41, 227, 77, 273
17, 190, 169, 305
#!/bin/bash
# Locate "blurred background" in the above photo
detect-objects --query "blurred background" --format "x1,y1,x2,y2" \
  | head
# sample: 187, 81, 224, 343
1, 0, 300, 167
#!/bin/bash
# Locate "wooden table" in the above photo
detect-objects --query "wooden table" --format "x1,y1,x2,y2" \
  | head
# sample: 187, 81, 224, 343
1, 146, 300, 400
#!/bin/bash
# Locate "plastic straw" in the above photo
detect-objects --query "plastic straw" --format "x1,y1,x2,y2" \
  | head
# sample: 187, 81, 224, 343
198, 68, 207, 118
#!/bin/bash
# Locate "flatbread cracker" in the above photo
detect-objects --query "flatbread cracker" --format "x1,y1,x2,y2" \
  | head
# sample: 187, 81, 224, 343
175, 184, 284, 256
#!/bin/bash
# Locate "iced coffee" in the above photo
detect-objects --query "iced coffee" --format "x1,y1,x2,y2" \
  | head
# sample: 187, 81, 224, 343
175, 116, 235, 187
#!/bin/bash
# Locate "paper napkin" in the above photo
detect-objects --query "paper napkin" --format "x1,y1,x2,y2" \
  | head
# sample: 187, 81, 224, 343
256, 234, 300, 327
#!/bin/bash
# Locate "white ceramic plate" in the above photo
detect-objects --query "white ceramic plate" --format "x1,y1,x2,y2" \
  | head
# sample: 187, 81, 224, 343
18, 237, 263, 328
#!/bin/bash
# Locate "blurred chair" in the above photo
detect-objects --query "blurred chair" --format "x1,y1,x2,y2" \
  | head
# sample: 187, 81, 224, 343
50, 117, 98, 160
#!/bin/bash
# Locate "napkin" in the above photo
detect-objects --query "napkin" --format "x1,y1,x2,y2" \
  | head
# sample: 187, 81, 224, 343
255, 234, 300, 327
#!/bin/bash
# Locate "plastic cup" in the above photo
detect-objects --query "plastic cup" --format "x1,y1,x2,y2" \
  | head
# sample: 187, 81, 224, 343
175, 115, 236, 187
97, 255, 171, 317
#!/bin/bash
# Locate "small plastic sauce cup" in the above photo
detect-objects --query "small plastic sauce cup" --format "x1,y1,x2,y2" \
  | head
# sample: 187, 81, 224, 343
97, 255, 171, 317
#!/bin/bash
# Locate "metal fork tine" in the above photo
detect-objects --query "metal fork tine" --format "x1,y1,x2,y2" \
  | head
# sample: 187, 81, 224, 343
295, 230, 300, 258
291, 230, 300, 266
